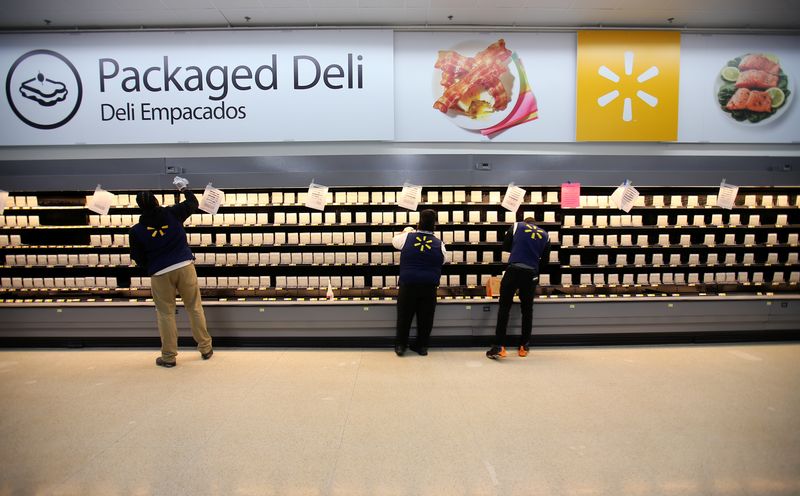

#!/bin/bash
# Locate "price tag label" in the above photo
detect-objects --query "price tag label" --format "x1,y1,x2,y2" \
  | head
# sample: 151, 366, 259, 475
305, 182, 328, 211
501, 183, 526, 213
87, 185, 115, 215
716, 180, 738, 210
199, 183, 225, 215
397, 182, 422, 211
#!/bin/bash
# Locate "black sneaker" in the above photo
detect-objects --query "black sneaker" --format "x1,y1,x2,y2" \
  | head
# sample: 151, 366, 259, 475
486, 346, 506, 359
156, 357, 176, 368
201, 349, 214, 360
394, 345, 407, 356
410, 344, 428, 356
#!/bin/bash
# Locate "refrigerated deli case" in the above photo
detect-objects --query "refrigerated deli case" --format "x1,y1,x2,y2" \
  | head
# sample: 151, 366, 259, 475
1, 184, 799, 344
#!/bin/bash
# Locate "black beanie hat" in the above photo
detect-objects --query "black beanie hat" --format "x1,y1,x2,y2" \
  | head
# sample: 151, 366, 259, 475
136, 191, 159, 212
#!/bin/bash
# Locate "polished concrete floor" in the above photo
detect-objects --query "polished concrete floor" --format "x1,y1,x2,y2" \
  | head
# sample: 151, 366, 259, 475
0, 344, 799, 496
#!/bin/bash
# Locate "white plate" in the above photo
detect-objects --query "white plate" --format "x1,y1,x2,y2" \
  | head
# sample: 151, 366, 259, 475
714, 54, 793, 126
432, 40, 519, 130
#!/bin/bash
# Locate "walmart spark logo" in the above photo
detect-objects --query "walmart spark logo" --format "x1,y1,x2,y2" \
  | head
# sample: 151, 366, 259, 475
597, 51, 659, 122
414, 235, 432, 252
147, 225, 168, 237
524, 224, 544, 240
576, 31, 679, 142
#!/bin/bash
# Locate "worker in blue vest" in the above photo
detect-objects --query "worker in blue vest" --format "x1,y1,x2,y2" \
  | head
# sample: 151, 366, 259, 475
392, 209, 448, 356
129, 176, 213, 368
487, 216, 550, 359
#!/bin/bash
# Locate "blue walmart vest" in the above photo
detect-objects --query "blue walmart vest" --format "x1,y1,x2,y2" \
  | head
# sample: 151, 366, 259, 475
131, 209, 194, 276
399, 231, 444, 285
509, 222, 549, 271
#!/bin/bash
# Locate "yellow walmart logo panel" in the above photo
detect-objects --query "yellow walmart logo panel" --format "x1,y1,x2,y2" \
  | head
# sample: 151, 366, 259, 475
577, 31, 680, 142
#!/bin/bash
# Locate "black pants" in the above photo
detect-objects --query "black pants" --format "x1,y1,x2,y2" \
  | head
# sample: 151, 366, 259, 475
396, 283, 438, 349
494, 265, 538, 347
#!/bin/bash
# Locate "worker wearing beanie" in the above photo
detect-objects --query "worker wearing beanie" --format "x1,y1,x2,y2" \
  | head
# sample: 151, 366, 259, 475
129, 177, 212, 368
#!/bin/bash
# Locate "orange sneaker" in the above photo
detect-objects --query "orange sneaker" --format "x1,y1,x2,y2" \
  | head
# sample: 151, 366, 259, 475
518, 345, 529, 357
486, 346, 506, 359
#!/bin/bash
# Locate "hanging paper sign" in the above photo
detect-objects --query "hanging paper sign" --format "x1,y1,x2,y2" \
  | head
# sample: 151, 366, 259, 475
87, 185, 115, 215
610, 183, 624, 209
199, 183, 225, 215
305, 182, 329, 211
501, 183, 526, 212
610, 180, 639, 213
716, 180, 739, 210
0, 190, 8, 215
620, 185, 639, 213
397, 182, 422, 211
560, 182, 581, 208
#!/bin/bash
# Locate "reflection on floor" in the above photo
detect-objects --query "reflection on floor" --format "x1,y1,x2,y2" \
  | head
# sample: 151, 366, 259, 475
1, 344, 799, 496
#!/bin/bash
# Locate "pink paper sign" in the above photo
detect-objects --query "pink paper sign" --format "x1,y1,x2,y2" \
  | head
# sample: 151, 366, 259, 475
561, 182, 581, 208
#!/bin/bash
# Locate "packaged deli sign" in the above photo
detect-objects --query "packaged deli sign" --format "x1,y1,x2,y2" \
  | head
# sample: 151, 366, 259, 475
0, 30, 394, 145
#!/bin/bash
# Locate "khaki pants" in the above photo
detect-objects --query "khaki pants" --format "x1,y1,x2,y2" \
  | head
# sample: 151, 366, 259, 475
150, 263, 212, 362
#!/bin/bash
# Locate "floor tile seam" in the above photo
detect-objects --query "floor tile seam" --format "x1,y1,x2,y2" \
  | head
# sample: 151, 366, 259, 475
39, 351, 234, 492
440, 351, 591, 492
440, 351, 503, 494
84, 382, 270, 490
322, 350, 363, 495
182, 349, 293, 405
49, 415, 146, 493
173, 351, 293, 457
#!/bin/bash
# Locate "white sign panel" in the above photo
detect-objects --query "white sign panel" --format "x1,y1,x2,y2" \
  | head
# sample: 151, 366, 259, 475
87, 185, 114, 215
397, 182, 422, 211
716, 180, 739, 210
305, 182, 329, 211
610, 181, 639, 213
501, 184, 526, 212
0, 30, 394, 145
199, 183, 224, 215
678, 34, 800, 143
394, 32, 576, 142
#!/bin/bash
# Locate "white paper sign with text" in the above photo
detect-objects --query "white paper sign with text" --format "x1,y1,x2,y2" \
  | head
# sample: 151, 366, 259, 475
87, 185, 114, 215
199, 183, 225, 215
716, 180, 739, 210
397, 183, 422, 211
610, 181, 639, 213
305, 182, 329, 211
501, 184, 526, 213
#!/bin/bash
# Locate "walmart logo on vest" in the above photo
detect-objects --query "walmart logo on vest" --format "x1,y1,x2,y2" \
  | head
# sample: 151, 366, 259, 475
147, 225, 169, 237
413, 235, 432, 252
524, 224, 544, 240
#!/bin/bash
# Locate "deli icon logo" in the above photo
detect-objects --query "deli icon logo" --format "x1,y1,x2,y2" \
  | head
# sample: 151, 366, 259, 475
20, 72, 68, 106
5, 49, 83, 129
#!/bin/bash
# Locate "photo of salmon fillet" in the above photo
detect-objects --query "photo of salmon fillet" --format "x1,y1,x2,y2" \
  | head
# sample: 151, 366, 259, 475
725, 88, 751, 110
744, 90, 772, 112
739, 54, 781, 75
717, 52, 791, 125
735, 69, 779, 89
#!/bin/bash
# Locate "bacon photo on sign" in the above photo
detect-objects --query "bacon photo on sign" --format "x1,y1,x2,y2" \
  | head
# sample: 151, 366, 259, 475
432, 39, 538, 137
